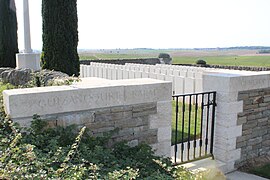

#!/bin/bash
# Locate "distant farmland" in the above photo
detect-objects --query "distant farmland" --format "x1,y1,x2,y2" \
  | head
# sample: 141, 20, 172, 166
79, 49, 270, 67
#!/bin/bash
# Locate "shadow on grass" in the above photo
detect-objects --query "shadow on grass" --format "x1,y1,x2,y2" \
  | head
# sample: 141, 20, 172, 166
249, 163, 270, 179
171, 129, 200, 145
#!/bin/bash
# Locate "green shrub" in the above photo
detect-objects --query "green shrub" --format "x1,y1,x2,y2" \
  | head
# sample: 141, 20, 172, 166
158, 53, 171, 59
0, 114, 196, 179
196, 59, 207, 65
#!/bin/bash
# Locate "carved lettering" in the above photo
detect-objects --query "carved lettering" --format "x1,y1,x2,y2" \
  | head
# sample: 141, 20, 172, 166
241, 79, 267, 87
32, 90, 123, 109
130, 89, 157, 99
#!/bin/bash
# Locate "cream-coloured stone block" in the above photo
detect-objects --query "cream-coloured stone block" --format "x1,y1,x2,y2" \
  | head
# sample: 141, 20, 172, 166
157, 126, 171, 142
117, 69, 123, 79
151, 141, 171, 157
184, 77, 194, 94
142, 72, 149, 78
165, 75, 174, 93
216, 101, 243, 114
173, 70, 180, 76
86, 65, 90, 77
214, 136, 237, 151
123, 70, 129, 79
107, 69, 112, 79
135, 71, 142, 78
187, 71, 194, 78
149, 101, 172, 129
157, 74, 165, 81
102, 67, 107, 78
98, 67, 103, 78
80, 65, 84, 77
93, 66, 98, 77
180, 71, 187, 77
216, 92, 239, 103
149, 114, 171, 129
111, 69, 117, 80
174, 76, 184, 95
16, 53, 41, 71
195, 72, 203, 79
203, 73, 231, 92
222, 161, 236, 174
149, 73, 157, 79
150, 66, 155, 73
214, 147, 241, 162
79, 65, 83, 77
230, 74, 270, 92
195, 78, 203, 93
161, 68, 167, 75
215, 124, 242, 139
215, 113, 238, 128
123, 81, 172, 105
128, 71, 135, 79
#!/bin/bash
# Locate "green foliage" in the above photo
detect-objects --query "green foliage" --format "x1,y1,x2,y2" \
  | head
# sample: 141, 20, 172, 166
258, 49, 270, 54
42, 0, 80, 76
196, 59, 207, 65
0, 114, 196, 179
250, 163, 270, 179
158, 53, 171, 59
0, 0, 18, 68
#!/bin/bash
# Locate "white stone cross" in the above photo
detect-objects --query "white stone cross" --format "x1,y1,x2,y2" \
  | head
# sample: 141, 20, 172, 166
23, 0, 32, 53
16, 0, 41, 71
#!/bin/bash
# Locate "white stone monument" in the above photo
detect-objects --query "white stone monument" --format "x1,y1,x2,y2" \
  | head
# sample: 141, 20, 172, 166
16, 0, 40, 71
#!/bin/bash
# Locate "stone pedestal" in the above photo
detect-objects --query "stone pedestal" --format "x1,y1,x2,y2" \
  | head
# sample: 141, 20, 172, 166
16, 53, 41, 71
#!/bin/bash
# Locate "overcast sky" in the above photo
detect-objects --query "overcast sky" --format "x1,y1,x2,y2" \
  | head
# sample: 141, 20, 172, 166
15, 0, 270, 51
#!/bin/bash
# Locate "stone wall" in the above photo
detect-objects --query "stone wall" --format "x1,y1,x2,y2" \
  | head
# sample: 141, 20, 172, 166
3, 78, 172, 157
44, 102, 158, 147
235, 88, 270, 168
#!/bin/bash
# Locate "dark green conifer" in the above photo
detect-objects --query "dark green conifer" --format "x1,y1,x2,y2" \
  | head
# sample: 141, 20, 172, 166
42, 0, 79, 76
0, 0, 18, 68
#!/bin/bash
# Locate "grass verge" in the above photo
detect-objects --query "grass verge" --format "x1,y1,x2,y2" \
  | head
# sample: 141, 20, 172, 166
249, 163, 270, 179
171, 100, 201, 145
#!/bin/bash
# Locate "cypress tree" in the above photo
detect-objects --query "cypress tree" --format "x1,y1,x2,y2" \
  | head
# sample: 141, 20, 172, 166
42, 0, 79, 76
0, 0, 18, 68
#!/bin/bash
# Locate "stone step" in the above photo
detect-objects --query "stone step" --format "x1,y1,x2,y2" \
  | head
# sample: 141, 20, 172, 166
179, 157, 227, 179
181, 157, 225, 172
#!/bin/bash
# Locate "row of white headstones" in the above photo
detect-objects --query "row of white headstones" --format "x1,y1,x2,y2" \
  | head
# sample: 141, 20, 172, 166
80, 62, 223, 95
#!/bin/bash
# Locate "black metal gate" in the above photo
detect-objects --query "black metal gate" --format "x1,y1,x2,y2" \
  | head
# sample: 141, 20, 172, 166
172, 91, 217, 164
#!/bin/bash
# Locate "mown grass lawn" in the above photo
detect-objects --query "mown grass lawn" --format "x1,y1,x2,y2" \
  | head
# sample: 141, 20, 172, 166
171, 100, 201, 145
249, 163, 270, 179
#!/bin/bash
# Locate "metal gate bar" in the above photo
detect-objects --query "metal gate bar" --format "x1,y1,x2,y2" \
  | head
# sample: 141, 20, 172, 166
172, 91, 217, 164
